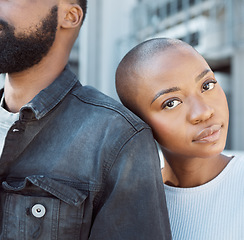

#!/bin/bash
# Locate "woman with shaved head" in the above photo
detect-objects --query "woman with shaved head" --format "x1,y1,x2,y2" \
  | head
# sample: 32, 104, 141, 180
116, 38, 244, 240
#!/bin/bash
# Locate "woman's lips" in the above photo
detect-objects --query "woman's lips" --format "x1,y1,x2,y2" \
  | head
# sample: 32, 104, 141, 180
193, 125, 222, 143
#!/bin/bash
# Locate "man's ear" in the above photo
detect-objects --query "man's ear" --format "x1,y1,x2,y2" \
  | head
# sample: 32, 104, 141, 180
60, 4, 83, 29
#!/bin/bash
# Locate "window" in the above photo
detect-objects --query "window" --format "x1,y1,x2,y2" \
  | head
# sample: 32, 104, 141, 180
177, 0, 183, 12
189, 32, 199, 46
166, 2, 171, 16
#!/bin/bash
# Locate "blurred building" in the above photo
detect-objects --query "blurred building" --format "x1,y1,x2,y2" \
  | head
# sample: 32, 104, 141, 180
0, 75, 4, 88
75, 0, 137, 100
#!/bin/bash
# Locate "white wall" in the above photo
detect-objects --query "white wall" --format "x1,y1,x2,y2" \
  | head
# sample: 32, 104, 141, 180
0, 74, 4, 88
78, 0, 137, 100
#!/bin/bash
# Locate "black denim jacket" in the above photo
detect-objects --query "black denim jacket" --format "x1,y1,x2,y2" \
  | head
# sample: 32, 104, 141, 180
0, 66, 171, 240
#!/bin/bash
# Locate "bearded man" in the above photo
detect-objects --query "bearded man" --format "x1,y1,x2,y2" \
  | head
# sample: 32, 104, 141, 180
0, 1, 171, 239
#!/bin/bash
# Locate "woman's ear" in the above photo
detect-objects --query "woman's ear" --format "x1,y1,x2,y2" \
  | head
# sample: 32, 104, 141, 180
60, 4, 83, 29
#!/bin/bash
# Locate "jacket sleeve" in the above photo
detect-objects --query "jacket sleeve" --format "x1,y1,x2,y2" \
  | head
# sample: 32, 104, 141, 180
89, 128, 172, 240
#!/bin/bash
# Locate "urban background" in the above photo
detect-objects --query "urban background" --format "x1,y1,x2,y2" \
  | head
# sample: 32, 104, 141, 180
0, 0, 243, 152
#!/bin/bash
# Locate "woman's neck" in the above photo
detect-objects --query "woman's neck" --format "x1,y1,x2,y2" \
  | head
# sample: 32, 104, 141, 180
161, 153, 232, 188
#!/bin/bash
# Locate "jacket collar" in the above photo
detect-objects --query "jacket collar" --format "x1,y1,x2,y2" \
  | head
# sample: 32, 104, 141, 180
19, 65, 79, 120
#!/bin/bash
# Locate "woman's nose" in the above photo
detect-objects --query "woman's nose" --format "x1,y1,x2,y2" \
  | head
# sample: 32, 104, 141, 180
187, 97, 214, 124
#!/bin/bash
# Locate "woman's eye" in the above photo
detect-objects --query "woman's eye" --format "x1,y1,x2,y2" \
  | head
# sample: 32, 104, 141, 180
162, 99, 181, 110
202, 80, 217, 92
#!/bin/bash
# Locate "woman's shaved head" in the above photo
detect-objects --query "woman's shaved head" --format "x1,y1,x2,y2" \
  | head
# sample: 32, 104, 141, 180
115, 38, 189, 116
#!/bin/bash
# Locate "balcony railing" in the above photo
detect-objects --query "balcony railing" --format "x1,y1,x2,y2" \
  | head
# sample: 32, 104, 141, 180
131, 0, 244, 55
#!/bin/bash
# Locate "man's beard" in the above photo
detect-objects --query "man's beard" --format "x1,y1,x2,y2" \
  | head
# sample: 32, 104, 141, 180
0, 6, 58, 74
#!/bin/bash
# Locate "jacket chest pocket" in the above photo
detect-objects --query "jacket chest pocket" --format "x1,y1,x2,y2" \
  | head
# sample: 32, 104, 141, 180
1, 176, 88, 240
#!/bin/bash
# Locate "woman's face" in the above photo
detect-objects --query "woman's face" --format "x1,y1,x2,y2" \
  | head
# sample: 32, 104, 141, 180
136, 46, 229, 160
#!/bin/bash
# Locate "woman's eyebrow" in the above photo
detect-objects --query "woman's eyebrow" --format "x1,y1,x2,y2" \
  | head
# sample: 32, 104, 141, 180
151, 69, 212, 105
195, 69, 211, 82
151, 87, 180, 104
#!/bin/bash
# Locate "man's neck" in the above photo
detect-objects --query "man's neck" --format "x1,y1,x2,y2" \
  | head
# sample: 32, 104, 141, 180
4, 58, 67, 113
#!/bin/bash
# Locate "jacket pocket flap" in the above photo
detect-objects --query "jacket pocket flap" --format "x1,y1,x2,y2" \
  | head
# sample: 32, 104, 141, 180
2, 175, 87, 207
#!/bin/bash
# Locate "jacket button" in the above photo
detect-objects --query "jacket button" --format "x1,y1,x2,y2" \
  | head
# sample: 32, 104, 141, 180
31, 204, 46, 218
